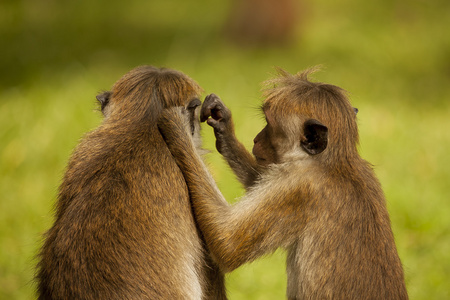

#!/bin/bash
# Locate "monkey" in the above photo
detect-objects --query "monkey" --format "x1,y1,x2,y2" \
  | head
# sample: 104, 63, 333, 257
36, 66, 226, 300
157, 68, 408, 299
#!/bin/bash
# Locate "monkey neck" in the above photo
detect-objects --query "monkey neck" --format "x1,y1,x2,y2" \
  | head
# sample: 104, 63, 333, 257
322, 149, 368, 178
103, 116, 157, 132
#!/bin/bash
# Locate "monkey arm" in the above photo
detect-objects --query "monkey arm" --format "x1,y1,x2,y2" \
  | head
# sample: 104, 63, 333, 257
208, 183, 303, 272
201, 94, 261, 188
158, 107, 302, 272
215, 129, 260, 189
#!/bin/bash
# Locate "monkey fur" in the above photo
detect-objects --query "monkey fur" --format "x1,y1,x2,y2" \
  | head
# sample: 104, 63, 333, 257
36, 66, 226, 300
158, 68, 408, 300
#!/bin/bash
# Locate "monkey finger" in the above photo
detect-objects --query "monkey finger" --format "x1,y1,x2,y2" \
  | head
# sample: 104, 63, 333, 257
206, 117, 219, 127
201, 95, 222, 119
204, 93, 220, 103
207, 119, 228, 135
202, 94, 219, 112
210, 108, 224, 121
200, 107, 212, 122
206, 118, 225, 132
201, 104, 223, 122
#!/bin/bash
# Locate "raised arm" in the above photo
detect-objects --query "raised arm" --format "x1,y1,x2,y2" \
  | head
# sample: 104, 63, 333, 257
158, 107, 302, 272
200, 94, 261, 188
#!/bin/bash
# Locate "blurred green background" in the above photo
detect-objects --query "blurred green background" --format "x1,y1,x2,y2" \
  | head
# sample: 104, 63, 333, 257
1, 0, 449, 299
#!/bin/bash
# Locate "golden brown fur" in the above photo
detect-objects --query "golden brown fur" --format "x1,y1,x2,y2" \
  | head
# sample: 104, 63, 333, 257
36, 66, 226, 300
158, 68, 408, 299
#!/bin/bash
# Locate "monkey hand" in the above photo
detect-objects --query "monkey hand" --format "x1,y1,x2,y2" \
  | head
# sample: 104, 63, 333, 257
200, 94, 235, 154
200, 94, 232, 132
158, 107, 195, 162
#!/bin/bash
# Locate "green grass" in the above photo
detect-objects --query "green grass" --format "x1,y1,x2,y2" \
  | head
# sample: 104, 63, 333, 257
1, 0, 450, 299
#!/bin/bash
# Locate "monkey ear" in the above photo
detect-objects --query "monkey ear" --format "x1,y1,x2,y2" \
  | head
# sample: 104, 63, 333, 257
300, 119, 328, 155
96, 91, 111, 111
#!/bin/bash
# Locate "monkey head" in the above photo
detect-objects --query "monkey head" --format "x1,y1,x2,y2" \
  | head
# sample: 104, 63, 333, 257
253, 104, 328, 166
255, 68, 359, 166
96, 66, 203, 126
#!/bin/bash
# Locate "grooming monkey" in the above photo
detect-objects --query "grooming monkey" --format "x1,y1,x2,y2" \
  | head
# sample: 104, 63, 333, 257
158, 68, 408, 299
36, 66, 226, 299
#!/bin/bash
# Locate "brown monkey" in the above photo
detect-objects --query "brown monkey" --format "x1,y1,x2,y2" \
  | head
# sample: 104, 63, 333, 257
36, 66, 226, 300
158, 68, 408, 299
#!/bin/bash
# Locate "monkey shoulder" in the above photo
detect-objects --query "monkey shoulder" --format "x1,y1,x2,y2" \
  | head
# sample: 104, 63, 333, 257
250, 161, 320, 199
64, 125, 183, 194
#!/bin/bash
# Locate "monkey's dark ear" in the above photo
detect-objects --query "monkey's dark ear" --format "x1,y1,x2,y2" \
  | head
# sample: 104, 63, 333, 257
353, 107, 359, 114
187, 98, 201, 110
301, 119, 328, 155
96, 91, 111, 111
